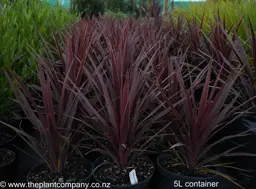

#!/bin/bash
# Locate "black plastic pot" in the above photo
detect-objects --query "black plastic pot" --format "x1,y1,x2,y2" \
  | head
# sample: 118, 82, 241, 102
155, 154, 238, 189
0, 126, 19, 181
27, 158, 93, 189
93, 156, 155, 189
0, 148, 16, 182
1, 123, 33, 182
211, 115, 256, 189
16, 144, 40, 182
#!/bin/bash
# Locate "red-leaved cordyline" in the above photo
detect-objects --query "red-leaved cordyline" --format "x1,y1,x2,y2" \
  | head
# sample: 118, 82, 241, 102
162, 59, 256, 188
67, 17, 173, 169
0, 18, 99, 173
216, 17, 256, 108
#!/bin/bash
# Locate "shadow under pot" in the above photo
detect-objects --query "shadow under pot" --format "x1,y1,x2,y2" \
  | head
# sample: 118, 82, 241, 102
93, 156, 155, 189
27, 158, 93, 189
156, 154, 236, 189
0, 148, 16, 182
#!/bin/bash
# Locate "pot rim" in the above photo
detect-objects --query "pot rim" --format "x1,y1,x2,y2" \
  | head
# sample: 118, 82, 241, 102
92, 155, 155, 188
27, 157, 93, 183
0, 148, 16, 168
156, 154, 219, 180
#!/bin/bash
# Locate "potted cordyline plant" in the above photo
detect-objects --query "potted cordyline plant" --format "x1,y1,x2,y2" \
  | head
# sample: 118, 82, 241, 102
68, 18, 172, 189
215, 18, 256, 187
0, 20, 98, 187
155, 58, 256, 189
1, 66, 93, 187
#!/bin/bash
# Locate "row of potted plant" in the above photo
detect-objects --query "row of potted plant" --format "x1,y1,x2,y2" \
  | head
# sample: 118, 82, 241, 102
1, 7, 256, 189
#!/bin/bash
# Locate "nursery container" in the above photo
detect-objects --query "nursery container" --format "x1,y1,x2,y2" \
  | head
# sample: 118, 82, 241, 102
93, 156, 155, 189
16, 143, 41, 182
155, 154, 239, 189
27, 158, 93, 189
0, 126, 19, 182
0, 148, 16, 182
212, 115, 256, 189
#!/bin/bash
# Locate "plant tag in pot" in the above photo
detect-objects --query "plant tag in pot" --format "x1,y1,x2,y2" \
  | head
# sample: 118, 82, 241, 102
129, 169, 138, 185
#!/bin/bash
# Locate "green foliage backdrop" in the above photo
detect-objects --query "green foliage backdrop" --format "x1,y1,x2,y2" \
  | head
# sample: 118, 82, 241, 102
0, 0, 77, 120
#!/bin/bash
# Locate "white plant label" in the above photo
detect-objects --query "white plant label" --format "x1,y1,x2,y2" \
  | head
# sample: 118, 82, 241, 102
129, 169, 138, 185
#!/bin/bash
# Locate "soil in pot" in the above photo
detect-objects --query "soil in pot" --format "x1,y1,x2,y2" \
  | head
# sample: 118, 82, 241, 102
0, 148, 16, 182
155, 154, 238, 189
93, 156, 155, 189
27, 158, 93, 189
